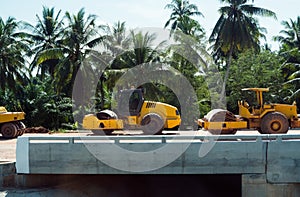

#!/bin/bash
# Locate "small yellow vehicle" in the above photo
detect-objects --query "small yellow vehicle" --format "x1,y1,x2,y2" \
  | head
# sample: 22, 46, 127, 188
83, 89, 181, 135
0, 106, 25, 138
198, 88, 300, 134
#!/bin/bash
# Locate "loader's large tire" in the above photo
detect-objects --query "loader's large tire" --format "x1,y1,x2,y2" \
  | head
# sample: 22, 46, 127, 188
141, 113, 164, 135
15, 121, 26, 136
261, 112, 289, 134
19, 121, 26, 136
1, 123, 18, 138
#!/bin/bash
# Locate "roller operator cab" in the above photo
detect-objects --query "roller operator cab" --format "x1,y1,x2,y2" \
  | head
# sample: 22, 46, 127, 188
198, 88, 300, 134
82, 89, 181, 135
0, 106, 26, 138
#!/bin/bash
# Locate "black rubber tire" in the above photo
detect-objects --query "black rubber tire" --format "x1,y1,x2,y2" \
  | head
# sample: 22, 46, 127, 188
104, 130, 114, 135
141, 113, 164, 135
257, 128, 264, 134
92, 129, 114, 135
19, 121, 26, 136
209, 129, 237, 135
15, 121, 26, 136
261, 112, 289, 134
1, 123, 18, 138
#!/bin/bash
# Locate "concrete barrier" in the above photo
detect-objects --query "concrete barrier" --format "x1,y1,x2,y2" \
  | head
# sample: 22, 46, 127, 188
15, 134, 300, 196
16, 135, 266, 174
267, 139, 300, 183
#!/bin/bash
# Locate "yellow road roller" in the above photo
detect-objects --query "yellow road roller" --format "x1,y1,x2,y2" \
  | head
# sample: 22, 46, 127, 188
83, 89, 181, 135
198, 88, 300, 134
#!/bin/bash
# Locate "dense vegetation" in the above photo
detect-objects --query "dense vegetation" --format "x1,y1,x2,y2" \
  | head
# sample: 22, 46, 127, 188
0, 0, 299, 130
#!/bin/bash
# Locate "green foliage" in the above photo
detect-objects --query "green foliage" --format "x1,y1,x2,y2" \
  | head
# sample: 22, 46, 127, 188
210, 0, 276, 59
209, 0, 277, 103
164, 0, 204, 37
274, 16, 300, 51
43, 96, 74, 130
2, 5, 300, 131
0, 77, 75, 130
226, 50, 288, 113
0, 17, 30, 92
274, 16, 300, 110
23, 6, 64, 79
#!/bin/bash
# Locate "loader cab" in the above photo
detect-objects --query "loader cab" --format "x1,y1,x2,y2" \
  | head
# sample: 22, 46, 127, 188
117, 89, 144, 116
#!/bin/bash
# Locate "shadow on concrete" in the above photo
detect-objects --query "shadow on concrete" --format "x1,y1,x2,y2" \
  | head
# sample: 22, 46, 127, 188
1, 174, 241, 197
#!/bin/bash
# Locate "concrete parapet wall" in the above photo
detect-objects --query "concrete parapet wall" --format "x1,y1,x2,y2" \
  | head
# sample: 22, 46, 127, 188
5, 134, 300, 196
267, 140, 300, 183
16, 135, 267, 174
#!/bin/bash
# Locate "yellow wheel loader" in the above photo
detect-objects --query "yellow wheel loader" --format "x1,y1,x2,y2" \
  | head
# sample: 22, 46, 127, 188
0, 106, 26, 138
83, 89, 181, 135
198, 88, 300, 134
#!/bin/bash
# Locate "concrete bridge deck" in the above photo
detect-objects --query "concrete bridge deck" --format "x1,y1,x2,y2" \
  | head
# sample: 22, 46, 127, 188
15, 133, 300, 196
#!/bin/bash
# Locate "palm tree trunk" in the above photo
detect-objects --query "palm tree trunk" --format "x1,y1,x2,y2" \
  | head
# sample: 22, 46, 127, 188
219, 43, 234, 105
219, 13, 236, 106
100, 76, 105, 110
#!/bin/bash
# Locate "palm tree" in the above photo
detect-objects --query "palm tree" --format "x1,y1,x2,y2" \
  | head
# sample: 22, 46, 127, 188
24, 6, 64, 79
61, 8, 107, 96
0, 17, 29, 92
104, 21, 131, 57
175, 15, 205, 40
83, 30, 167, 110
274, 17, 300, 50
38, 8, 106, 96
164, 0, 203, 35
113, 30, 166, 73
274, 17, 300, 103
108, 30, 165, 69
209, 0, 276, 101
108, 31, 167, 100
283, 63, 300, 97
94, 21, 130, 109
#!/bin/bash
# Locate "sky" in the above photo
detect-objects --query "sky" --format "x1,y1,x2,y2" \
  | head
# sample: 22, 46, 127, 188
1, 0, 299, 51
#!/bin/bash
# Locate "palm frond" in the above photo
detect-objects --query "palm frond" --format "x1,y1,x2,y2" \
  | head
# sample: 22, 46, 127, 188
36, 48, 64, 65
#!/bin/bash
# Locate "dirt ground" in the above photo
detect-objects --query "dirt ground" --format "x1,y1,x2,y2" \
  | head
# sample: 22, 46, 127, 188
0, 137, 18, 162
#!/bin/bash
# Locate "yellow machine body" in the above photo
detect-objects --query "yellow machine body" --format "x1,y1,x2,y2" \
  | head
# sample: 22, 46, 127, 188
198, 88, 300, 134
0, 106, 26, 138
82, 89, 181, 134
82, 114, 124, 130
0, 106, 25, 123
123, 101, 181, 129
198, 119, 248, 132
83, 102, 181, 130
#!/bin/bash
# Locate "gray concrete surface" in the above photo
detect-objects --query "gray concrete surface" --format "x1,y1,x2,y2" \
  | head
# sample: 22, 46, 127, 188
242, 174, 300, 197
16, 134, 268, 174
2, 129, 300, 196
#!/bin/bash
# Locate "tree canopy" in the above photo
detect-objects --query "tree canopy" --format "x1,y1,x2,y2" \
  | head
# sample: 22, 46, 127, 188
0, 3, 300, 130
